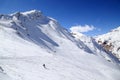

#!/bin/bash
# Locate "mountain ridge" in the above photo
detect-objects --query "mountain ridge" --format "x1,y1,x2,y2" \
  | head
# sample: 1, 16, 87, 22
96, 26, 120, 59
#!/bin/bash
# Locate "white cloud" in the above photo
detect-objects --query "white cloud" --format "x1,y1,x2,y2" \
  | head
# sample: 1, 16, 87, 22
70, 25, 95, 33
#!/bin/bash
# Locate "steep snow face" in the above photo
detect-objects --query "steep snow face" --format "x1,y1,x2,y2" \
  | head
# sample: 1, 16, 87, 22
0, 10, 120, 80
0, 10, 77, 51
96, 26, 120, 59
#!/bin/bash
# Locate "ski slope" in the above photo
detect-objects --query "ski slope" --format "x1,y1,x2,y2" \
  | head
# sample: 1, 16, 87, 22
0, 10, 120, 80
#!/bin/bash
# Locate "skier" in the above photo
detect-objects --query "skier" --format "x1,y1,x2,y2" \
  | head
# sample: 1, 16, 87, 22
43, 64, 47, 69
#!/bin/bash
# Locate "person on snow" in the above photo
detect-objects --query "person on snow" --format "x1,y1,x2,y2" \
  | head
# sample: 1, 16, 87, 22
43, 64, 47, 69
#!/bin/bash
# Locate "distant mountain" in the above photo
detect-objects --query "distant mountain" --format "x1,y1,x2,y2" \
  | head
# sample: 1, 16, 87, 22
0, 10, 120, 80
96, 27, 120, 60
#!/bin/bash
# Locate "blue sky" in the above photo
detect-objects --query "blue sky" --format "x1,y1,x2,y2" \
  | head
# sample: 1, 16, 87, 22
0, 0, 120, 36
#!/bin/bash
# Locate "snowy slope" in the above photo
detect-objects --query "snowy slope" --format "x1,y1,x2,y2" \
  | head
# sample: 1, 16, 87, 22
96, 27, 120, 59
0, 10, 120, 80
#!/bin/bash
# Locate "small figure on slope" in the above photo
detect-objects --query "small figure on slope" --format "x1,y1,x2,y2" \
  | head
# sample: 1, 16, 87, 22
43, 64, 47, 69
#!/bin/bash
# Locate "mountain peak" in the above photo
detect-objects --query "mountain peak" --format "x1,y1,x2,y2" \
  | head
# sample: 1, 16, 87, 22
21, 10, 42, 15
11, 10, 48, 23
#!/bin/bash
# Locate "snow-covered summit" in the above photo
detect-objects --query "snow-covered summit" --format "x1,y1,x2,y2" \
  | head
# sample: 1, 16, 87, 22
0, 10, 120, 80
11, 10, 42, 17
21, 10, 42, 15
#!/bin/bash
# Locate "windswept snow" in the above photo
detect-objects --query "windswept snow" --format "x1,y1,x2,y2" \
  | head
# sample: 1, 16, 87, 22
0, 10, 120, 80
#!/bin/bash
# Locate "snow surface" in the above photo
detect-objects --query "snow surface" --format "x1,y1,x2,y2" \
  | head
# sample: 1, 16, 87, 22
0, 10, 120, 80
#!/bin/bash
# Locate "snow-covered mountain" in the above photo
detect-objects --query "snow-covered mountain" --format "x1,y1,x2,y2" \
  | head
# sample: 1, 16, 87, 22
96, 27, 120, 59
71, 31, 119, 62
0, 10, 120, 80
